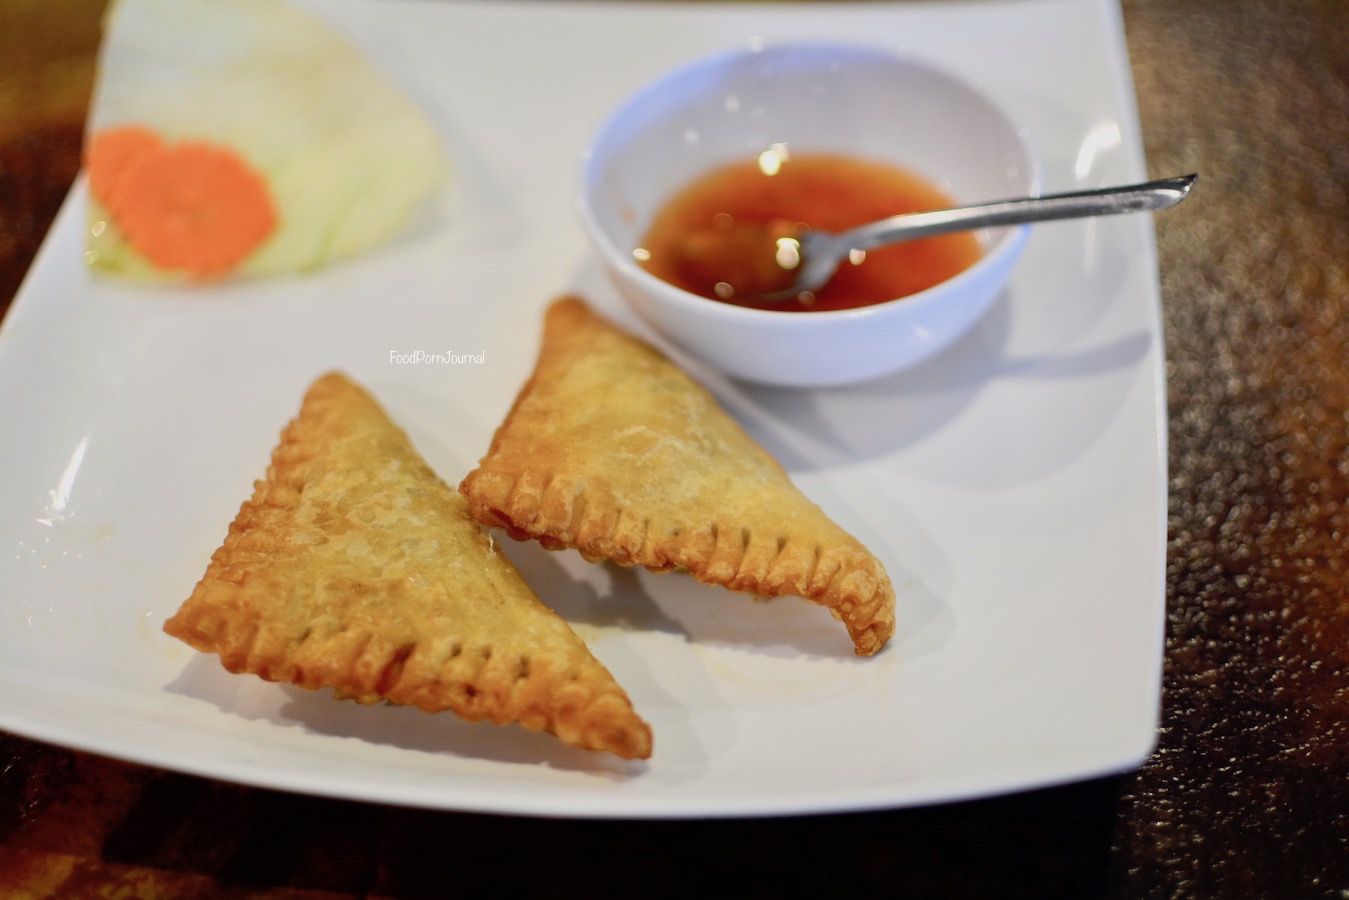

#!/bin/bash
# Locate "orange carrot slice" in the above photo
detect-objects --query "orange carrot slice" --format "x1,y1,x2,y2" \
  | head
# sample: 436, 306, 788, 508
86, 124, 163, 211
111, 139, 278, 278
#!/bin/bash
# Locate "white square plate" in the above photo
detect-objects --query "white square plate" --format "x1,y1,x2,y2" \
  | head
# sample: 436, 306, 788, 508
0, 0, 1165, 817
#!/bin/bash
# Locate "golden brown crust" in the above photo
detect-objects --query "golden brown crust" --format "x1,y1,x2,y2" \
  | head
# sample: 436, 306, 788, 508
460, 297, 895, 656
163, 371, 652, 760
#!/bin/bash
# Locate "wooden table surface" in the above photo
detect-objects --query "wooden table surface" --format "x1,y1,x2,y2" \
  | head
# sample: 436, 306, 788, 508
1, 1, 1346, 896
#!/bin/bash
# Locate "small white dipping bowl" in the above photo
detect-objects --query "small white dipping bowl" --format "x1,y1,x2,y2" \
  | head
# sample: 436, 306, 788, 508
579, 42, 1038, 387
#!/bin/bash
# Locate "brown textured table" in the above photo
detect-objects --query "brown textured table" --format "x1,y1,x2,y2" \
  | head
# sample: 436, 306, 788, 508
2, 1, 1346, 896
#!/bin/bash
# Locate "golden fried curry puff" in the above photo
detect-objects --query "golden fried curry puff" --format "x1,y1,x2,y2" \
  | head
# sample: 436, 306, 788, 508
164, 372, 652, 759
460, 297, 895, 656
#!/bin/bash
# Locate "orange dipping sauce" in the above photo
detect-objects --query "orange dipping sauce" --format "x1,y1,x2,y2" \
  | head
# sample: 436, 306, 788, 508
636, 152, 982, 312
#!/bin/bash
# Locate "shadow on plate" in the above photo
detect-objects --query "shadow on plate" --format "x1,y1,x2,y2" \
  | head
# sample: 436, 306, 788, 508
495, 528, 913, 664
721, 292, 1151, 474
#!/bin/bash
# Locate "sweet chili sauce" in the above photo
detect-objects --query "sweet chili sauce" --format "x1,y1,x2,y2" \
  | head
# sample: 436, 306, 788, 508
635, 151, 982, 312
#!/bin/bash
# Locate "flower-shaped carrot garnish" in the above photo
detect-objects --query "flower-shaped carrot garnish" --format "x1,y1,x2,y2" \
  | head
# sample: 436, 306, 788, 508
87, 126, 278, 279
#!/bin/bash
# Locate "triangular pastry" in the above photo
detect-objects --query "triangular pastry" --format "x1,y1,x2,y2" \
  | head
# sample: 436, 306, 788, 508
460, 297, 895, 656
163, 372, 652, 760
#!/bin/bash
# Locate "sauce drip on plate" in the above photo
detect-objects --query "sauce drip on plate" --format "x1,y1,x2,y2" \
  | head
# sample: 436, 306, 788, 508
636, 151, 982, 312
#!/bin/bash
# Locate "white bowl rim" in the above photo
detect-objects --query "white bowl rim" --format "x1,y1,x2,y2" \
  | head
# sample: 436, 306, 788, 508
578, 39, 1040, 328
